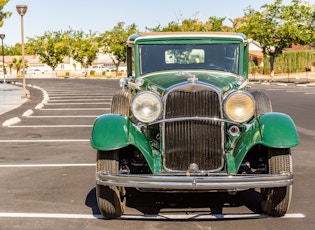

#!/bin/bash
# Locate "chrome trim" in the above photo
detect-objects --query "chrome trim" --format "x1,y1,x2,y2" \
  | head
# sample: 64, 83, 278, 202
223, 90, 255, 123
161, 82, 225, 172
137, 116, 254, 131
97, 172, 293, 190
238, 79, 249, 89
130, 90, 163, 123
137, 116, 240, 127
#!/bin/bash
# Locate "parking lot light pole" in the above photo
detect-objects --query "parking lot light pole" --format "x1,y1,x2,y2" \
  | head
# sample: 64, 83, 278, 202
16, 4, 28, 98
0, 34, 5, 84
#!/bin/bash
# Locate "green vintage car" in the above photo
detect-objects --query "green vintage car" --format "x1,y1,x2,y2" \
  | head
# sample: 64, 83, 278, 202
90, 32, 299, 218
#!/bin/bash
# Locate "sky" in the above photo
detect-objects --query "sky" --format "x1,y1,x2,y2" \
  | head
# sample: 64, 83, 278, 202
0, 0, 295, 46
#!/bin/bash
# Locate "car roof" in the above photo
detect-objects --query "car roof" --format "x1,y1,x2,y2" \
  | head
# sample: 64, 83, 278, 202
127, 32, 246, 44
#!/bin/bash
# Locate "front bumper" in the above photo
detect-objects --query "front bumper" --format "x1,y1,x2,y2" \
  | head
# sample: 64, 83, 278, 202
96, 172, 293, 191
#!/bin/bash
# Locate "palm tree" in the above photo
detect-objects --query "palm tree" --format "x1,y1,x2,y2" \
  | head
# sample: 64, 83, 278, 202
9, 57, 28, 77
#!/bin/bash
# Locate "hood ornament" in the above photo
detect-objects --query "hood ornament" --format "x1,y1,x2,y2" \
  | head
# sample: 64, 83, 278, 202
187, 74, 198, 83
176, 71, 198, 83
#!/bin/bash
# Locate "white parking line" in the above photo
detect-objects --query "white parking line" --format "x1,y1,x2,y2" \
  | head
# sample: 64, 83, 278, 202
0, 163, 95, 167
0, 213, 103, 219
28, 116, 98, 118
0, 139, 89, 143
48, 96, 112, 99
45, 102, 110, 105
8, 125, 93, 128
285, 91, 307, 93
40, 108, 109, 111
119, 213, 306, 220
48, 99, 111, 102
265, 88, 287, 91
0, 212, 305, 219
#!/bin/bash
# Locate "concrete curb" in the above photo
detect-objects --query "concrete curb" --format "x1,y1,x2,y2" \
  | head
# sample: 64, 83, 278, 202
250, 81, 315, 87
35, 103, 44, 109
32, 85, 49, 106
2, 117, 21, 127
22, 109, 34, 117
2, 83, 48, 126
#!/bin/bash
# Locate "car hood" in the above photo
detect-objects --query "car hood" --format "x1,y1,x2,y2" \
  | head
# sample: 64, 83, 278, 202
141, 70, 244, 95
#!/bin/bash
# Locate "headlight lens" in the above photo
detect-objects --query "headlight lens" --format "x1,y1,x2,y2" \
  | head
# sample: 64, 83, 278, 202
131, 91, 162, 123
223, 91, 255, 122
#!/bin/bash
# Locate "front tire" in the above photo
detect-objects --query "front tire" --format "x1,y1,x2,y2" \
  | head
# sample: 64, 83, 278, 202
96, 150, 126, 219
261, 148, 292, 216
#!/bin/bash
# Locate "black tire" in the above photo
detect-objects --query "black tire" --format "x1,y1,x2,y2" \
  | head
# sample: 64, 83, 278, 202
111, 91, 131, 115
96, 150, 126, 219
252, 91, 272, 116
261, 148, 292, 217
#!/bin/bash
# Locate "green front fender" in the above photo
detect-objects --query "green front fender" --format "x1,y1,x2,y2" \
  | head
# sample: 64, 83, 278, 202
259, 112, 299, 148
90, 114, 153, 166
228, 112, 299, 174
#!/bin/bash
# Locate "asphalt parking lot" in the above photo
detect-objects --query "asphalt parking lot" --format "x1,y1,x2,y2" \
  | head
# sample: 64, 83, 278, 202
0, 79, 314, 230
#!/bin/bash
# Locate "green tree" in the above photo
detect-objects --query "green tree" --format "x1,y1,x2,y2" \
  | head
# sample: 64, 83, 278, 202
204, 16, 232, 31
147, 14, 229, 32
68, 29, 99, 70
237, 0, 315, 80
100, 22, 138, 76
4, 44, 21, 55
181, 19, 202, 31
4, 42, 34, 55
27, 31, 69, 71
0, 0, 11, 27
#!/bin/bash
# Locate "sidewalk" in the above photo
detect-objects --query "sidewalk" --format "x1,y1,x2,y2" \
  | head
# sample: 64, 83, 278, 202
249, 72, 315, 84
0, 83, 28, 115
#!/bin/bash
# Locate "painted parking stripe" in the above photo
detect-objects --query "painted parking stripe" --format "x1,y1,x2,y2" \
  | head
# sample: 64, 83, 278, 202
285, 91, 307, 93
119, 213, 306, 220
0, 212, 305, 219
0, 139, 89, 143
45, 102, 110, 105
48, 95, 112, 97
48, 99, 111, 102
265, 88, 287, 91
40, 108, 109, 111
9, 125, 93, 128
47, 92, 113, 94
0, 213, 103, 219
0, 163, 95, 167
28, 116, 98, 118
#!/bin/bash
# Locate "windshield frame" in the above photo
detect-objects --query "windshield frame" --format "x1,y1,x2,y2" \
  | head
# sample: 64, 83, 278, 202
137, 42, 241, 76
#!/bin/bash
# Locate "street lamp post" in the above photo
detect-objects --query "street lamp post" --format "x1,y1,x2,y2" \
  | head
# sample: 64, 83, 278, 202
0, 34, 5, 84
16, 4, 28, 98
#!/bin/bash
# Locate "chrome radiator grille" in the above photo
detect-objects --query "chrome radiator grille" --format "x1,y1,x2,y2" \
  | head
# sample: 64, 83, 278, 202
163, 87, 223, 171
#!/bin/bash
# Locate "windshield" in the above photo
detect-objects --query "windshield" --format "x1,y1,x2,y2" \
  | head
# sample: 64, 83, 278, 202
139, 43, 240, 75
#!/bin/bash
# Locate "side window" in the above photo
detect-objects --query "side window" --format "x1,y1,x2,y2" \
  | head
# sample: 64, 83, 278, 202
127, 45, 135, 77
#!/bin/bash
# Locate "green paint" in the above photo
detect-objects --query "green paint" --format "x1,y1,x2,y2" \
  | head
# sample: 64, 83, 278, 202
227, 113, 299, 173
90, 114, 155, 171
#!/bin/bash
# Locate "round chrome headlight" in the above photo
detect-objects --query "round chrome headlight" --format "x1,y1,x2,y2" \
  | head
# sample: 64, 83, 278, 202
131, 91, 162, 123
223, 91, 255, 123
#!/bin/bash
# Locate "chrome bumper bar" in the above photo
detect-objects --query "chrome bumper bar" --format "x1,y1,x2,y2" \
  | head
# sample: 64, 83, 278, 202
96, 172, 293, 191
